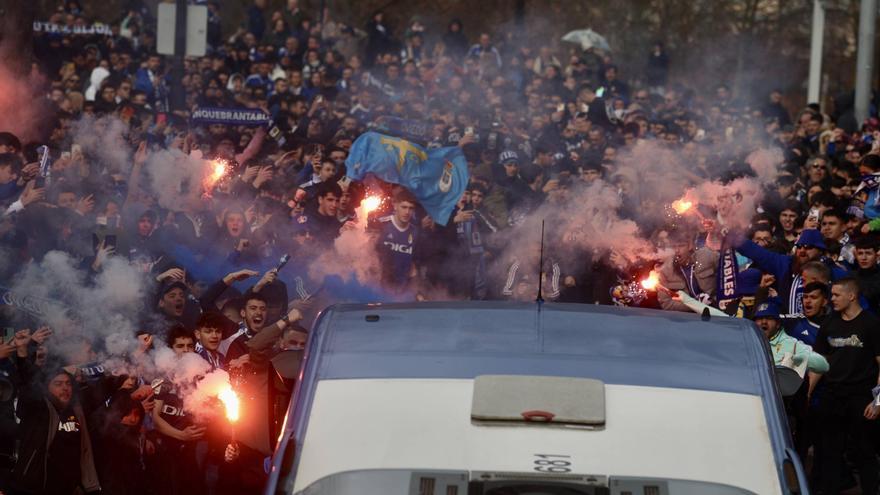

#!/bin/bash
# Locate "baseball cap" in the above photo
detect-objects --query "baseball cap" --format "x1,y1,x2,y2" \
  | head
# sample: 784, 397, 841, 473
499, 150, 520, 166
794, 229, 826, 250
159, 280, 187, 298
753, 299, 781, 320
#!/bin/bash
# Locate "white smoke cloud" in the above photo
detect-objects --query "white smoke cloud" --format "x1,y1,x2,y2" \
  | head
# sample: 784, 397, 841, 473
746, 147, 785, 183
9, 249, 238, 421
145, 148, 210, 211
9, 250, 148, 361
70, 115, 134, 174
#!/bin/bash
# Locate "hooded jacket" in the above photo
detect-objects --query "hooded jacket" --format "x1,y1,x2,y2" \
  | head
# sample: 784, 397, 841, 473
84, 66, 110, 101
10, 389, 100, 494
442, 20, 469, 59
93, 394, 146, 495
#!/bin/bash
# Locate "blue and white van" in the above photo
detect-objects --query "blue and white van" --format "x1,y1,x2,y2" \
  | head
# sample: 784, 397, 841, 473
265, 302, 809, 495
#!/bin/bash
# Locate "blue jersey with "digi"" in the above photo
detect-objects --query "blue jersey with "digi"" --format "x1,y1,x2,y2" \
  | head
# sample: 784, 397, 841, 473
377, 216, 418, 286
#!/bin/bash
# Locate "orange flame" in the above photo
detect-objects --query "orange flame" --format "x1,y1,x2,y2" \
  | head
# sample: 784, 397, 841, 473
210, 160, 227, 184
671, 198, 693, 215
211, 161, 226, 181
218, 386, 240, 423
641, 271, 660, 290
362, 195, 382, 214
203, 160, 228, 193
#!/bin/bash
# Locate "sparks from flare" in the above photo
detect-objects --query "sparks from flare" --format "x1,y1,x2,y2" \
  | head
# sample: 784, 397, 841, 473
210, 161, 227, 182
203, 159, 228, 195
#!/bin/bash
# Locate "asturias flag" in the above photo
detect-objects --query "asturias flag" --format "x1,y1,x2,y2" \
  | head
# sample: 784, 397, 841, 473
345, 131, 469, 225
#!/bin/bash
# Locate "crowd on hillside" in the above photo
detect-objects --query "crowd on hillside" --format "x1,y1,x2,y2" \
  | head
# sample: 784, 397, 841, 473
2, 0, 880, 493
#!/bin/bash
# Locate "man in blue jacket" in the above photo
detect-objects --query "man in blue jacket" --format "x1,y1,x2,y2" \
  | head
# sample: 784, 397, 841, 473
784, 281, 830, 346
133, 54, 167, 106
733, 229, 847, 315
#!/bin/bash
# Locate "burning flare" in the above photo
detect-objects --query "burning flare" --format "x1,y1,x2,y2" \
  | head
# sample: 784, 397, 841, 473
641, 271, 660, 291
211, 161, 227, 181
353, 194, 384, 231
203, 159, 228, 192
671, 198, 693, 215
362, 195, 382, 214
218, 385, 240, 423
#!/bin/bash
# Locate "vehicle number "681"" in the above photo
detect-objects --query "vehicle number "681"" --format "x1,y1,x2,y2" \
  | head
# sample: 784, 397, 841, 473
533, 454, 572, 473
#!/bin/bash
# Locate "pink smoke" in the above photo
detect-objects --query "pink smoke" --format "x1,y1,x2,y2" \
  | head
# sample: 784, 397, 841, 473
0, 62, 47, 143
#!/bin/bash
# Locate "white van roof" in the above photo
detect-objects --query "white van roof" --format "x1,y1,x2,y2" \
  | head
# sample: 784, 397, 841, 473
294, 379, 778, 494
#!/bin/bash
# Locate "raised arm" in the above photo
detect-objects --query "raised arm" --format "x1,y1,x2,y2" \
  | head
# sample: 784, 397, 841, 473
246, 308, 305, 368
199, 269, 259, 313
733, 238, 792, 282
235, 127, 266, 165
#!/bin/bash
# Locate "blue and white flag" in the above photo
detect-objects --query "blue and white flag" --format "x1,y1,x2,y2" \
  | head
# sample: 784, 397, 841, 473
346, 131, 469, 225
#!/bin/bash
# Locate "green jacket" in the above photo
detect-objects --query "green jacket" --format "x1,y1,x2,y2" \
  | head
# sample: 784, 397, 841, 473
768, 329, 829, 374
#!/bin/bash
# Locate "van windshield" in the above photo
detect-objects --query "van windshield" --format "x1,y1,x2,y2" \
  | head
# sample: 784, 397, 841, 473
296, 470, 759, 495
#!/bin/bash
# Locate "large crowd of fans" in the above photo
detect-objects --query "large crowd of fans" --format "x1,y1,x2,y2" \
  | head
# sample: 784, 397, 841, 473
2, 0, 880, 493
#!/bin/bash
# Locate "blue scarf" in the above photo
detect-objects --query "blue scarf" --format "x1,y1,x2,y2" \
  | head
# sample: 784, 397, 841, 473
191, 107, 271, 126
716, 246, 739, 301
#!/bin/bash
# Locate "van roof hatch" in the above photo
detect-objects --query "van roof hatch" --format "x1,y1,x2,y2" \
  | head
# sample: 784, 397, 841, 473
471, 375, 605, 429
